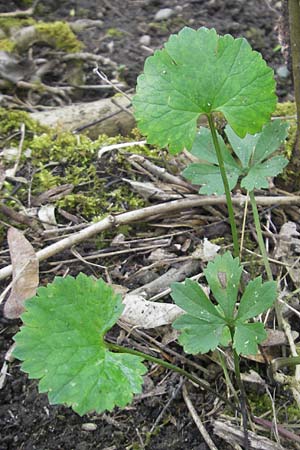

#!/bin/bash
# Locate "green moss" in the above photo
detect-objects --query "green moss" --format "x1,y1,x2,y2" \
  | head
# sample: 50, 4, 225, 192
248, 392, 272, 416
0, 108, 148, 220
0, 107, 47, 143
35, 21, 83, 52
106, 28, 124, 38
0, 38, 15, 51
275, 101, 297, 117
0, 17, 35, 34
273, 101, 297, 159
0, 18, 82, 54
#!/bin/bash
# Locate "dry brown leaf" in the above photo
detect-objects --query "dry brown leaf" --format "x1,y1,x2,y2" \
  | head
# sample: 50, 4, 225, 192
4, 228, 39, 319
122, 294, 183, 328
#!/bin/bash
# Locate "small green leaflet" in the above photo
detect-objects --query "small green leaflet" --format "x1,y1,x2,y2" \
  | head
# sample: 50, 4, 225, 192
233, 322, 267, 355
182, 127, 240, 194
236, 277, 277, 321
172, 252, 277, 355
183, 119, 288, 194
133, 27, 276, 154
204, 252, 242, 320
226, 120, 289, 191
13, 274, 146, 416
171, 279, 226, 354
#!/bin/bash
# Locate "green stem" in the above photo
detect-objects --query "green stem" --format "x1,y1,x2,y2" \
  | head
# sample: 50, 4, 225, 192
106, 341, 239, 413
249, 190, 283, 328
217, 350, 239, 405
271, 356, 300, 372
207, 114, 239, 257
249, 191, 272, 281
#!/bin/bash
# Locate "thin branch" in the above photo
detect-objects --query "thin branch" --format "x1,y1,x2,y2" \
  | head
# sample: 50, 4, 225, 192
182, 384, 219, 450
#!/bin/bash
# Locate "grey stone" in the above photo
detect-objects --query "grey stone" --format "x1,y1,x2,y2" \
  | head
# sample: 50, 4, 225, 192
276, 65, 290, 79
139, 34, 151, 46
154, 8, 174, 21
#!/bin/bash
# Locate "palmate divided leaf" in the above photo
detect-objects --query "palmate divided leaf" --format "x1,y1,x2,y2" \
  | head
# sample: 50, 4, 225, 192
13, 274, 146, 416
183, 119, 289, 194
133, 27, 276, 154
172, 252, 277, 355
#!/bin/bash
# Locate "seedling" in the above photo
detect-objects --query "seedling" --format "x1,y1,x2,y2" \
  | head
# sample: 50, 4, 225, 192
12, 26, 287, 448
171, 252, 276, 356
133, 26, 277, 257
13, 255, 276, 416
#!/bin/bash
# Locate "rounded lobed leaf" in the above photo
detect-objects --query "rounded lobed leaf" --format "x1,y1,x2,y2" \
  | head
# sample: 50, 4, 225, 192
133, 27, 276, 154
13, 274, 146, 416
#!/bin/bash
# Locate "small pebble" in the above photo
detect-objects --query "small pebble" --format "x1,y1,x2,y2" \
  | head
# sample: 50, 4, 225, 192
81, 422, 97, 431
139, 35, 151, 46
154, 8, 174, 21
276, 65, 290, 79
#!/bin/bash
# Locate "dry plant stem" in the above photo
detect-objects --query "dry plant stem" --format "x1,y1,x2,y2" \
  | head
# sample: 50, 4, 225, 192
0, 0, 40, 17
106, 342, 240, 413
213, 419, 284, 450
249, 191, 283, 329
150, 376, 184, 433
1, 195, 300, 282
182, 384, 219, 450
207, 114, 239, 257
288, 0, 300, 155
230, 328, 250, 450
253, 416, 300, 445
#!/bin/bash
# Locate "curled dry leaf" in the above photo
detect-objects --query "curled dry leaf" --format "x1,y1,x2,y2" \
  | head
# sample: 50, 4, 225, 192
4, 228, 39, 319
122, 294, 183, 328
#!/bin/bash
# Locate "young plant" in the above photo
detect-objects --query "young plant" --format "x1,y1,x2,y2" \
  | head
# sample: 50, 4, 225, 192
183, 119, 289, 276
133, 26, 277, 256
12, 26, 285, 447
171, 252, 276, 356
13, 255, 276, 417
13, 274, 146, 416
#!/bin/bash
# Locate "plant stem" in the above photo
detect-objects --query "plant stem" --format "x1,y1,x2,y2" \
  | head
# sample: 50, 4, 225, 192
106, 341, 239, 413
249, 190, 283, 328
207, 114, 239, 257
288, 0, 300, 187
249, 191, 272, 280
229, 329, 250, 450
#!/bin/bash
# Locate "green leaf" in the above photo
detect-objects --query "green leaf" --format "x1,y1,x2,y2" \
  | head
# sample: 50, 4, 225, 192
247, 120, 289, 164
233, 322, 267, 355
133, 27, 276, 154
171, 278, 223, 320
204, 252, 242, 319
182, 127, 241, 194
13, 274, 146, 416
171, 278, 225, 354
225, 120, 289, 191
236, 277, 277, 321
225, 125, 260, 167
241, 155, 288, 191
173, 315, 226, 354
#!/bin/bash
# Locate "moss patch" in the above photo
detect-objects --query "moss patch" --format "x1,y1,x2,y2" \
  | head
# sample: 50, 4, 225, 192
0, 18, 83, 53
35, 21, 83, 53
0, 108, 150, 221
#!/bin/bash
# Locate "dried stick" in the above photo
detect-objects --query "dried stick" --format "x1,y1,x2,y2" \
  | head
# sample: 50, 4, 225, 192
182, 384, 219, 450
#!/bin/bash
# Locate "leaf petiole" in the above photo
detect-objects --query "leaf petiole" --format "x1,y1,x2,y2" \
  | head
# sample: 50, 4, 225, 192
106, 341, 240, 413
248, 190, 282, 328
207, 114, 240, 257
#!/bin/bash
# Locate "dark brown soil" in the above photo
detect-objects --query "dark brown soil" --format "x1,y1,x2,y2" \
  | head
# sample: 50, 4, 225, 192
0, 1, 296, 450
